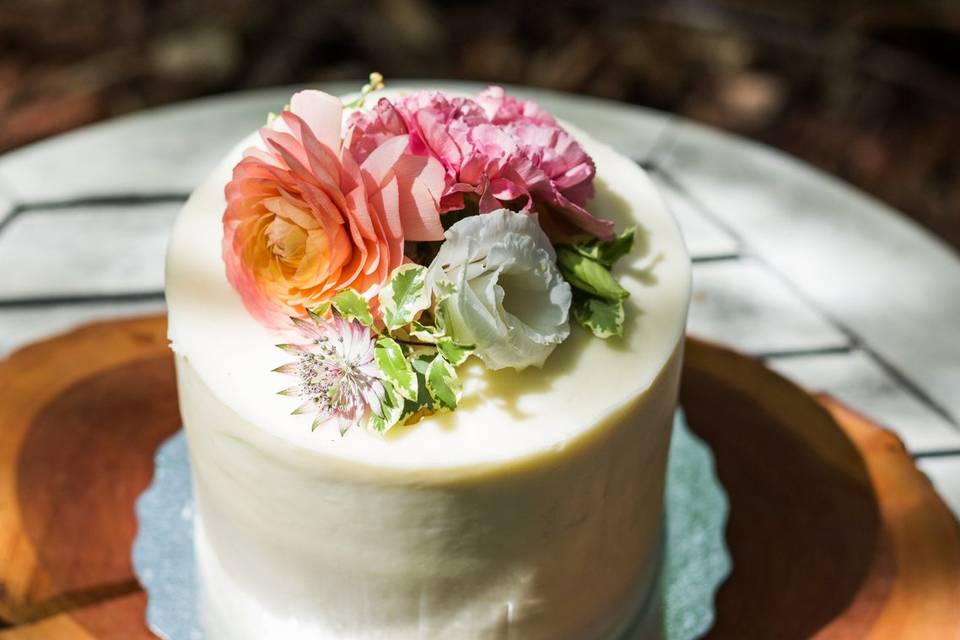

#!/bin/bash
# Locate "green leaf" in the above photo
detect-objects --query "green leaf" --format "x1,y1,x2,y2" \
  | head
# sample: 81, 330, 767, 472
379, 264, 430, 331
557, 247, 629, 302
570, 226, 636, 267
331, 289, 373, 326
573, 297, 625, 339
430, 280, 459, 339
435, 295, 460, 334
437, 338, 474, 366
308, 301, 332, 319
398, 362, 434, 423
374, 337, 417, 401
410, 356, 431, 376
425, 354, 461, 411
369, 380, 404, 433
409, 321, 441, 344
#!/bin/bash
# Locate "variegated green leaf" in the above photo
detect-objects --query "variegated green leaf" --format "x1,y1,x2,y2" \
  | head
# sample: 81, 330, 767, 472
409, 321, 442, 344
437, 338, 474, 366
411, 356, 431, 376
573, 296, 625, 339
557, 247, 629, 302
569, 226, 636, 267
374, 337, 417, 401
379, 264, 430, 331
309, 300, 332, 319
369, 380, 404, 433
331, 289, 373, 326
426, 354, 461, 411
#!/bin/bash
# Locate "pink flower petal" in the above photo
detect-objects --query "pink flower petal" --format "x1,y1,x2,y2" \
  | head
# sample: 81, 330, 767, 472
289, 90, 343, 155
346, 86, 611, 240
392, 154, 445, 241
223, 90, 444, 328
416, 109, 464, 170
360, 135, 410, 186
551, 190, 616, 240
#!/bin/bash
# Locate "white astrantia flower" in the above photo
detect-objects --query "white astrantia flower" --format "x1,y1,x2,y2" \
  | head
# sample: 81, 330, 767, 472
274, 314, 388, 435
427, 209, 572, 370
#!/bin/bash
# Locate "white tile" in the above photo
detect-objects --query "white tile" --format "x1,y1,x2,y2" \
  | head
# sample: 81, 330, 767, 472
917, 457, 960, 522
768, 350, 960, 455
688, 258, 849, 355
658, 120, 960, 425
0, 87, 294, 203
649, 173, 739, 260
0, 299, 166, 357
0, 202, 179, 300
0, 184, 14, 227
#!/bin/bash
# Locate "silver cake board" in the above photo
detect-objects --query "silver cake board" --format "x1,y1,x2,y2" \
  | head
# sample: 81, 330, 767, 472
133, 411, 730, 639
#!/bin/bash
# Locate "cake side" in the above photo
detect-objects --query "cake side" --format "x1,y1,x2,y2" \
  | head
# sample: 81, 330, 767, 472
181, 342, 681, 639
165, 85, 690, 640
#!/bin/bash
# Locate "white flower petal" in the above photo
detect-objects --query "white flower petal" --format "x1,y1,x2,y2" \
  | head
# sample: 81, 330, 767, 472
427, 209, 570, 370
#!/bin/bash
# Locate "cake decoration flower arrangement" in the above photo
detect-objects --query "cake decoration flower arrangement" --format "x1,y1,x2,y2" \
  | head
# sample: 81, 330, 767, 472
222, 74, 636, 434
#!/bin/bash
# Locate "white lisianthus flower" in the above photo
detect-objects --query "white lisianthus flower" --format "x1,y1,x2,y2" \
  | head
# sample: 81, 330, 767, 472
427, 209, 572, 370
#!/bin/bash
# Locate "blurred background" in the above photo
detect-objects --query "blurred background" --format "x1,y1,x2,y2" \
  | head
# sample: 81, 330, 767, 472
0, 0, 956, 249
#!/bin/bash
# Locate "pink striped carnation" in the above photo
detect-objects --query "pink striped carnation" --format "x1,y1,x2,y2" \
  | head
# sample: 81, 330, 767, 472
346, 86, 614, 241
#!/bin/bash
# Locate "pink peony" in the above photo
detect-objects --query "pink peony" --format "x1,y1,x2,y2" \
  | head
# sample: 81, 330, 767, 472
346, 87, 614, 241
223, 90, 446, 329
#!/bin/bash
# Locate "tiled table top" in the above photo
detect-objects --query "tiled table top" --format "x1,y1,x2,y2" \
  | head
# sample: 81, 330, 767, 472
1, 81, 958, 515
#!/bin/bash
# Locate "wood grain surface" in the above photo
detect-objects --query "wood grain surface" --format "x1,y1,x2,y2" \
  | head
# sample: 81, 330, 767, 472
0, 315, 957, 639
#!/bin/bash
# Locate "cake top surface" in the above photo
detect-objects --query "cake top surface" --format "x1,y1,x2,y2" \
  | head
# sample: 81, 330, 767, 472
166, 86, 690, 472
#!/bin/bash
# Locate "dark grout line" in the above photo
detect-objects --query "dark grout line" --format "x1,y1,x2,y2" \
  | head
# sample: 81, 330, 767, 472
691, 253, 742, 264
640, 161, 745, 265
645, 165, 749, 248
0, 208, 17, 236
914, 449, 960, 460
857, 344, 960, 432
653, 163, 960, 432
16, 193, 189, 212
759, 345, 854, 360
0, 291, 165, 309
0, 194, 189, 237
640, 159, 659, 172
636, 115, 683, 167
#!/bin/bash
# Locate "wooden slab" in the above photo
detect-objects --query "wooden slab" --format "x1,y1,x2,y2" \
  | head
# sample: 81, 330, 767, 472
0, 315, 958, 638
682, 343, 960, 639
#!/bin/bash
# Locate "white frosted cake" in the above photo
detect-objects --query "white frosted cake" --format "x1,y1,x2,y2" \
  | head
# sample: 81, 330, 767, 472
166, 82, 690, 639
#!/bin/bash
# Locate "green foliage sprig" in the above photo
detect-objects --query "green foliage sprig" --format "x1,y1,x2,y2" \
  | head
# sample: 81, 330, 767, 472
557, 227, 635, 339
316, 264, 474, 433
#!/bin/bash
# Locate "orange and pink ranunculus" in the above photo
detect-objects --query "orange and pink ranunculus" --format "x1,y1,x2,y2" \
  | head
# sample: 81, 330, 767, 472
223, 90, 446, 329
